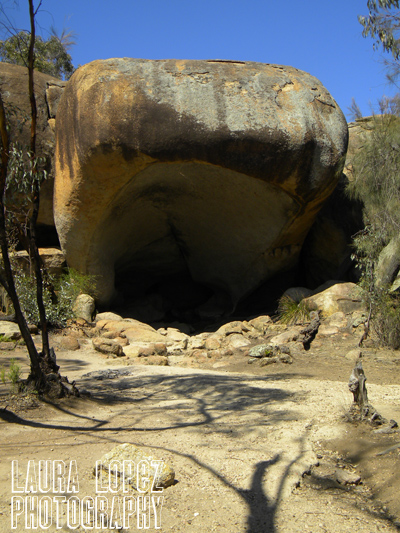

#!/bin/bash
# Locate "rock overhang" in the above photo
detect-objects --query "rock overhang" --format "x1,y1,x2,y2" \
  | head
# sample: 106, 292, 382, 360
54, 58, 348, 318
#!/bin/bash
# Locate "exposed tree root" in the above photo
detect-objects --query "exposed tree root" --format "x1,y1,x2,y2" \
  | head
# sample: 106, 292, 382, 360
20, 348, 79, 399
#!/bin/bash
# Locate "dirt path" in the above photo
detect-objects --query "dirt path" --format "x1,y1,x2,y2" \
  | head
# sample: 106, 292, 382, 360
0, 328, 400, 532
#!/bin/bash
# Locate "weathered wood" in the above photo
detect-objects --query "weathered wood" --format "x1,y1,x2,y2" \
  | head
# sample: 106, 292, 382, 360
300, 311, 320, 350
348, 359, 369, 413
348, 357, 387, 425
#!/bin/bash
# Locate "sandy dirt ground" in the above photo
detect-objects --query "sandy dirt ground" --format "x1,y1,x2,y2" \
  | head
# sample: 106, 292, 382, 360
0, 324, 400, 533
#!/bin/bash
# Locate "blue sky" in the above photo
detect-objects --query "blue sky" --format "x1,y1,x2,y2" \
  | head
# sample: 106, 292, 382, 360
1, 0, 397, 119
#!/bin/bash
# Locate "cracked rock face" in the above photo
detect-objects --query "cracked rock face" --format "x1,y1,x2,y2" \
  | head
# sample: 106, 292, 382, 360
54, 58, 348, 317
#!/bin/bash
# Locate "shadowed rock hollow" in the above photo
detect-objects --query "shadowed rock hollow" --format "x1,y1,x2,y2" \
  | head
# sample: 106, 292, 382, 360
54, 58, 348, 320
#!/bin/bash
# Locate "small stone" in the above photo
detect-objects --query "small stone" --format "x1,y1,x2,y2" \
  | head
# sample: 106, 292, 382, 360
227, 334, 251, 349
95, 443, 174, 490
215, 321, 244, 336
269, 327, 302, 346
187, 334, 207, 350
167, 339, 188, 351
335, 469, 361, 485
138, 346, 155, 357
59, 336, 80, 351
205, 335, 222, 350
248, 344, 274, 358
154, 342, 167, 355
279, 344, 291, 355
278, 353, 293, 364
260, 357, 279, 366
123, 345, 141, 358
248, 315, 272, 333
92, 337, 124, 357
102, 331, 119, 339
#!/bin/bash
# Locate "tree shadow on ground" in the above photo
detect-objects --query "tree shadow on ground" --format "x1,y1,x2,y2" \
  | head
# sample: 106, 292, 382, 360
152, 433, 308, 533
1, 369, 398, 531
0, 370, 310, 531
1, 371, 299, 433
0, 368, 319, 533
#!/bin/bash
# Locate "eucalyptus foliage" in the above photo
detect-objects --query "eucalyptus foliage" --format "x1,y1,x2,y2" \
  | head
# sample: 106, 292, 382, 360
0, 30, 74, 80
12, 268, 96, 327
347, 109, 400, 347
359, 0, 400, 58
347, 112, 400, 242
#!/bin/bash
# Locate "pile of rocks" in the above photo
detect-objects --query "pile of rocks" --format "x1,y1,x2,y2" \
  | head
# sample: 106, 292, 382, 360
87, 305, 368, 369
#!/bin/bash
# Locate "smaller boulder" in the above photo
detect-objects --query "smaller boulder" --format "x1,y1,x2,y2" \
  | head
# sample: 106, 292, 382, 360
11, 248, 66, 278
248, 315, 272, 334
226, 334, 251, 349
0, 321, 21, 340
95, 312, 124, 322
59, 337, 80, 351
95, 443, 175, 491
304, 282, 365, 317
73, 294, 95, 323
248, 344, 275, 358
269, 327, 303, 346
205, 335, 222, 350
92, 337, 124, 357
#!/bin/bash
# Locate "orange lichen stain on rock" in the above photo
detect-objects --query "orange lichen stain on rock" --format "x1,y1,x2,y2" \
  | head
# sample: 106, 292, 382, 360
175, 60, 187, 72
54, 148, 81, 219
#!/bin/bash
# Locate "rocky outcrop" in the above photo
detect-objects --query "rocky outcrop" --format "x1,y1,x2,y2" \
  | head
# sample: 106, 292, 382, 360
0, 62, 65, 235
54, 58, 348, 316
375, 235, 400, 290
300, 118, 370, 288
10, 248, 66, 277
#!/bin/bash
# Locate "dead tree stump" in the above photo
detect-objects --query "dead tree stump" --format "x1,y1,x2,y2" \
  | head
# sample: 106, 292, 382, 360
348, 357, 386, 425
300, 311, 320, 350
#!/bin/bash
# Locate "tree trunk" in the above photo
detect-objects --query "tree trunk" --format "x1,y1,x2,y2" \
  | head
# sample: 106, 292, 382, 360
0, 92, 46, 390
27, 0, 51, 361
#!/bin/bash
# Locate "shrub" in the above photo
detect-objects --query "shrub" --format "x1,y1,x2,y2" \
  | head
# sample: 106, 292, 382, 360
7, 358, 21, 385
277, 295, 310, 325
13, 268, 97, 327
346, 108, 400, 348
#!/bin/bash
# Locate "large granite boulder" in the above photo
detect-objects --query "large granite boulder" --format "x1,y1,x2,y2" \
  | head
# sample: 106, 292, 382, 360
0, 62, 65, 233
54, 58, 348, 316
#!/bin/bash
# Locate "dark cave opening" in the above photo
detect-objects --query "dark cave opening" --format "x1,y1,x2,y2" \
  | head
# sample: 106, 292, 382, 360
113, 269, 217, 326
